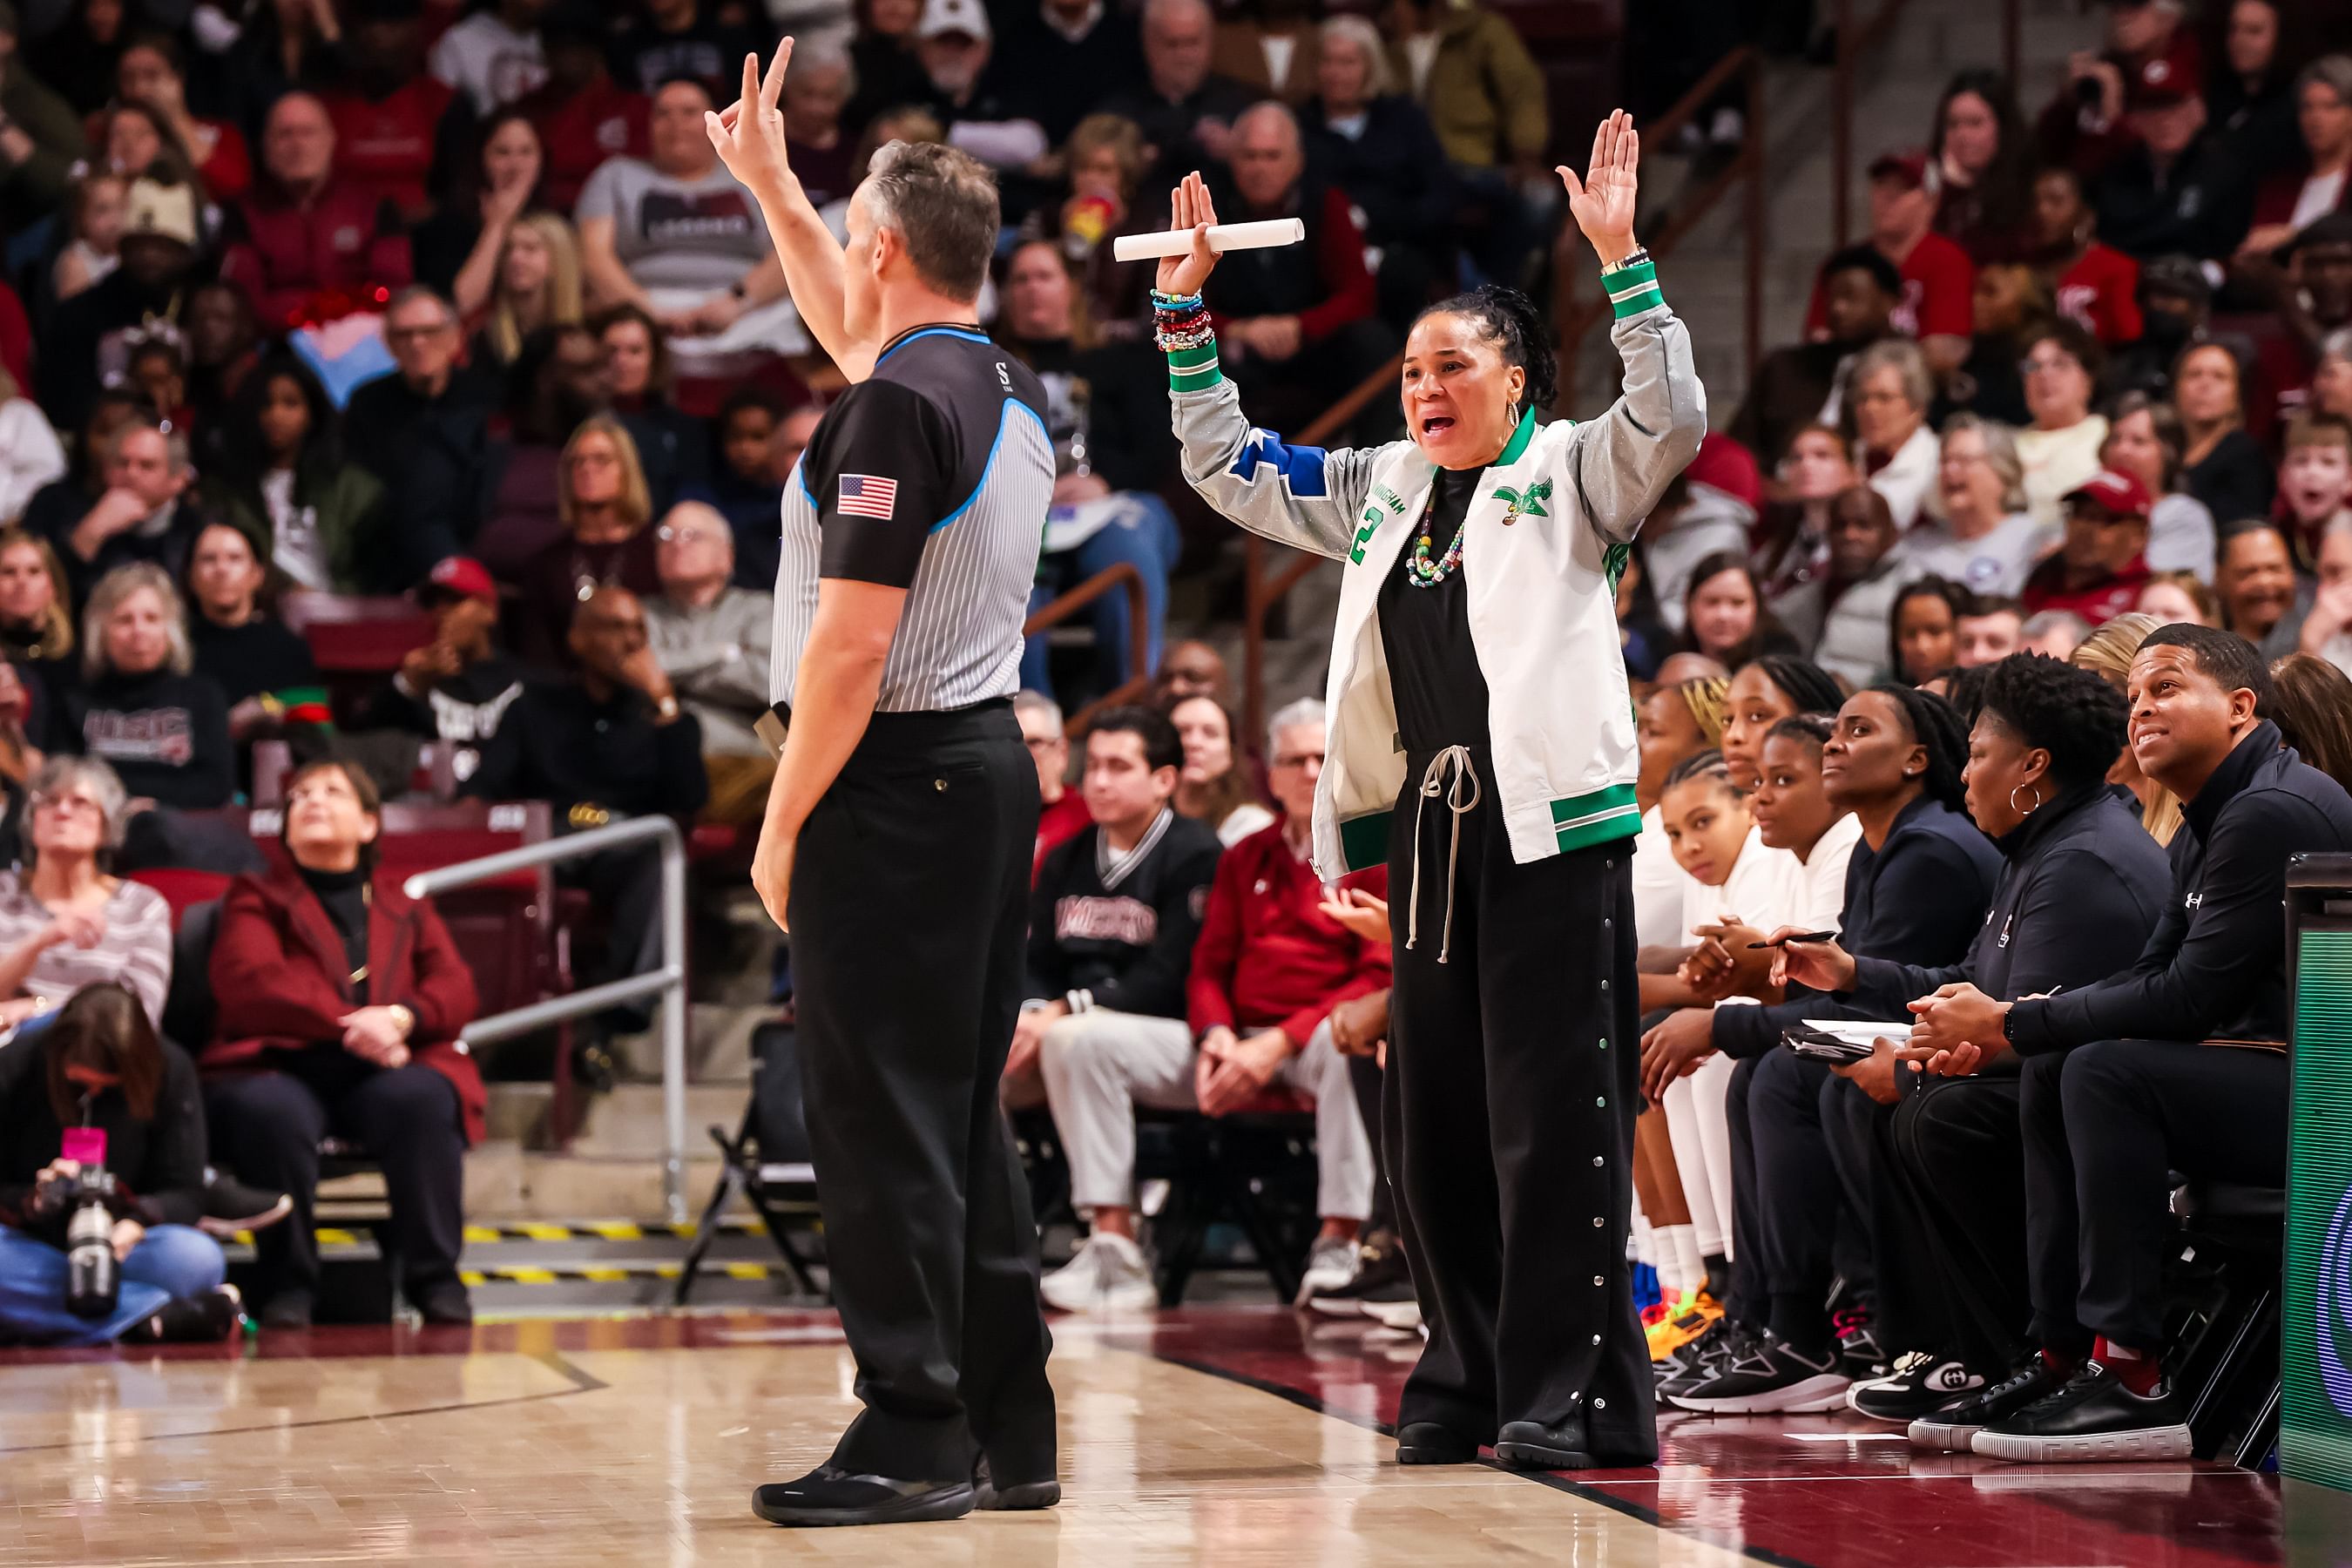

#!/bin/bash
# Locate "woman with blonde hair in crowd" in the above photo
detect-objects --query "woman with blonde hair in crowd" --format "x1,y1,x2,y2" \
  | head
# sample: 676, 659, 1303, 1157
2069, 611, 2183, 844
475, 213, 584, 369
514, 415, 659, 666
61, 564, 233, 815
2137, 571, 2220, 627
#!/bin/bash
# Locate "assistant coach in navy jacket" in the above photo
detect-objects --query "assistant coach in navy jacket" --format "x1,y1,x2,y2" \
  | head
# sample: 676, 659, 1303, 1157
1907, 625, 2352, 1464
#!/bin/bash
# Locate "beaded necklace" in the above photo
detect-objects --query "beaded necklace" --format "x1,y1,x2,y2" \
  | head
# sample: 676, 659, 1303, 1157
1403, 482, 1470, 589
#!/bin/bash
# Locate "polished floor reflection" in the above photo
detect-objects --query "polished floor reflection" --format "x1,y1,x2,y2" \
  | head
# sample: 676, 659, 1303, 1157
0, 1308, 2296, 1565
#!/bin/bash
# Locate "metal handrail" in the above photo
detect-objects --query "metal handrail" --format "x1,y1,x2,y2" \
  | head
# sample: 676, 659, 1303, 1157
403, 814, 692, 1222
1021, 559, 1149, 676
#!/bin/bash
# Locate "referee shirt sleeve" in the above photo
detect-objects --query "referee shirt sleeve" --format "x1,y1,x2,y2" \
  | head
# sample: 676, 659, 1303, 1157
805, 379, 959, 587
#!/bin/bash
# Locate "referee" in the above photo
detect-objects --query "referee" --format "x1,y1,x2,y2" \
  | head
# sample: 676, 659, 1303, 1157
707, 47, 1058, 1528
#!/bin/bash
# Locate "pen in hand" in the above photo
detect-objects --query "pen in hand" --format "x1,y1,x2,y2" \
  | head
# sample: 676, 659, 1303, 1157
1747, 930, 1839, 950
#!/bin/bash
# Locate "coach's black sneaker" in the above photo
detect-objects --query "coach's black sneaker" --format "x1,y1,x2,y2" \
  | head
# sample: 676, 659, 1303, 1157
753, 1465, 976, 1526
1308, 1234, 1413, 1317
1666, 1328, 1850, 1414
1394, 1422, 1480, 1465
1970, 1362, 2193, 1464
1848, 1350, 1985, 1422
1908, 1354, 2068, 1452
971, 1455, 1060, 1511
1834, 1309, 1890, 1382
1494, 1417, 1597, 1470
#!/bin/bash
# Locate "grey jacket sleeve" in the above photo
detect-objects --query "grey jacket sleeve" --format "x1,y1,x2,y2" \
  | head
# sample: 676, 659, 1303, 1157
1564, 261, 1708, 545
1171, 364, 1386, 562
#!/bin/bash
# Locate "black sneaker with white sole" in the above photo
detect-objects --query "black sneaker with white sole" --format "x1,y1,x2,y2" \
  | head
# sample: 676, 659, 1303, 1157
1906, 1355, 2067, 1451
1657, 1317, 1747, 1399
1666, 1329, 1850, 1414
1848, 1350, 1986, 1422
1970, 1363, 2193, 1464
1308, 1239, 1413, 1316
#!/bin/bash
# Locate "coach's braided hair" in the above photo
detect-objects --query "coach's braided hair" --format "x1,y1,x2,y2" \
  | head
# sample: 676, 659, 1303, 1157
1661, 747, 1745, 797
1414, 285, 1559, 414
1863, 683, 1970, 815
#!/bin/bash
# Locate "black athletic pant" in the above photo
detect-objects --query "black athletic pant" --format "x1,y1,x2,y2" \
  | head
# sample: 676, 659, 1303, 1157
1347, 1051, 1396, 1236
205, 1051, 466, 1303
1742, 1047, 1844, 1352
2021, 1039, 2288, 1355
1384, 748, 1654, 1460
1881, 1072, 2030, 1375
787, 700, 1056, 1484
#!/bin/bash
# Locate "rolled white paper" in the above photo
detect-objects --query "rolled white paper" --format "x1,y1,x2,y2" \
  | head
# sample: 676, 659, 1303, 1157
1112, 218, 1307, 262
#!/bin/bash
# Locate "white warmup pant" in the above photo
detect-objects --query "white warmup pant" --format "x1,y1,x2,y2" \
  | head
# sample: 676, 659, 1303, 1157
1037, 1009, 1375, 1222
1665, 1050, 1738, 1261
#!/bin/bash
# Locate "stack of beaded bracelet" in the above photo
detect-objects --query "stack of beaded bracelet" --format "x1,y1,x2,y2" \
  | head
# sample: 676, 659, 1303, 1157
1152, 289, 1213, 352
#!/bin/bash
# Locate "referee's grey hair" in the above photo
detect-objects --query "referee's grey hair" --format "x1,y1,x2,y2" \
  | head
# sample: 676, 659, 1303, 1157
1267, 697, 1326, 757
1317, 16, 1391, 98
1013, 689, 1064, 735
862, 140, 1000, 302
82, 561, 193, 683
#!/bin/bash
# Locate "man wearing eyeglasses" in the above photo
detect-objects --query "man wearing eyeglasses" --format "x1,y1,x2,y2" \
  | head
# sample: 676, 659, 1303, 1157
346, 287, 494, 486
645, 499, 776, 824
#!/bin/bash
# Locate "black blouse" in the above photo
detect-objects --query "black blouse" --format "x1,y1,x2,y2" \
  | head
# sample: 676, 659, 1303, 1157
1377, 465, 1491, 753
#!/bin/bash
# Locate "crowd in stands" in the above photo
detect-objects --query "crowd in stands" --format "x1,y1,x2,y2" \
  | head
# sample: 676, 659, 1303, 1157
1, 0, 2350, 1472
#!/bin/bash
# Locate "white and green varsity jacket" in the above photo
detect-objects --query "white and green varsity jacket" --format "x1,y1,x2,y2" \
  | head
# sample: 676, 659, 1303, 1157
1168, 260, 1707, 877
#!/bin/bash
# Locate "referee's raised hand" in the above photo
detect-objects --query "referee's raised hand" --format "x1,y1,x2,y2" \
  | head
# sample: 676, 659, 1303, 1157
706, 43, 794, 196
1157, 171, 1220, 298
1558, 107, 1640, 269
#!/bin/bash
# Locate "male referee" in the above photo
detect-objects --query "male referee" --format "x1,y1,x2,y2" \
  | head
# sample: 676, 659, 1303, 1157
706, 46, 1059, 1528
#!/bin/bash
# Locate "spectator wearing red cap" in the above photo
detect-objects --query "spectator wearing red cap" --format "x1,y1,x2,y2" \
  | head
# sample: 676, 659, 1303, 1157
512, 6, 648, 212
321, 0, 472, 225
2037, 0, 2200, 173
353, 556, 527, 774
2022, 469, 2156, 626
2084, 49, 2254, 262
1805, 150, 1973, 379
220, 92, 416, 332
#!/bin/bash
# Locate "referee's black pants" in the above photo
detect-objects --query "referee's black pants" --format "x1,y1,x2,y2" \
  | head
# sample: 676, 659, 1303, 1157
1383, 748, 1655, 1462
1879, 1071, 2031, 1375
2021, 1039, 2288, 1357
787, 700, 1056, 1484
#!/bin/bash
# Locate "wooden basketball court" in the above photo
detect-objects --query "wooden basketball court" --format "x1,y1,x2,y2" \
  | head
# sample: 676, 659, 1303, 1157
0, 1308, 2308, 1565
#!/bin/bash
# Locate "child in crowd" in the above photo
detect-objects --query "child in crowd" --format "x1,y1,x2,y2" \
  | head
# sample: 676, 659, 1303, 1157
52, 169, 128, 302
2277, 412, 2352, 567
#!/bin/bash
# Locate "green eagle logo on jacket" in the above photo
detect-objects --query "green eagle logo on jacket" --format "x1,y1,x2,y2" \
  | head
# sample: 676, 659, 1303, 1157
1492, 478, 1551, 524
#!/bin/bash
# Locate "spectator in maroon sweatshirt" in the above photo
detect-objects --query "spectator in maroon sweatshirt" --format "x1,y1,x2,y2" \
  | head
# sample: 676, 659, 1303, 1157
514, 2, 648, 212
321, 0, 473, 224
220, 91, 415, 333
1204, 100, 1396, 443
1185, 697, 1387, 1301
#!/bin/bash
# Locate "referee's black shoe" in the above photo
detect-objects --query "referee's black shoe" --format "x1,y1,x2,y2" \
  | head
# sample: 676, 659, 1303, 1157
971, 1455, 1061, 1511
1494, 1417, 1597, 1470
751, 1466, 974, 1526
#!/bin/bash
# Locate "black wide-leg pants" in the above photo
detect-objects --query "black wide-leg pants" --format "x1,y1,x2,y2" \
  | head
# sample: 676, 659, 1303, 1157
1877, 1071, 2030, 1375
787, 700, 1056, 1484
1383, 749, 1656, 1461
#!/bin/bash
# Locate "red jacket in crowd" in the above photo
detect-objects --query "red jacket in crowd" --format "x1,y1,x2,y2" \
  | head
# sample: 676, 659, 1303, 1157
1035, 788, 1092, 882
201, 860, 485, 1145
522, 75, 651, 212
2052, 242, 2142, 346
324, 75, 461, 219
1206, 184, 1375, 345
221, 177, 416, 331
1804, 228, 1975, 343
2021, 552, 2152, 627
1186, 822, 1390, 1047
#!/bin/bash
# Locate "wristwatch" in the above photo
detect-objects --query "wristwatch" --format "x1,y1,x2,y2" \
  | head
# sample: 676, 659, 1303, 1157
388, 1004, 416, 1037
655, 693, 680, 722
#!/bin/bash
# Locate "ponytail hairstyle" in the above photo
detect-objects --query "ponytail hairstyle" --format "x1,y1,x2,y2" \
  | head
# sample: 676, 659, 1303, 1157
1412, 285, 1560, 415
1865, 682, 1971, 814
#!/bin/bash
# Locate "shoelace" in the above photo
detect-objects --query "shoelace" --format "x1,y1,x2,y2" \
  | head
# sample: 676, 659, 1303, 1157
1878, 1349, 1934, 1384
1406, 746, 1482, 963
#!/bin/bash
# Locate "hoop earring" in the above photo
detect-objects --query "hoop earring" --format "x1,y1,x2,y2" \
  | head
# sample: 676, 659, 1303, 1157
2010, 781, 2043, 816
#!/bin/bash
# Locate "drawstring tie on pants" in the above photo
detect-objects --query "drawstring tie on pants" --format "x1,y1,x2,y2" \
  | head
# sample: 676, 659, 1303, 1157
1407, 745, 1481, 964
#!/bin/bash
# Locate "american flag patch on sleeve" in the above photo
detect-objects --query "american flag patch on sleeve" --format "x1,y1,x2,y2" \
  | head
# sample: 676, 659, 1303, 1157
837, 474, 900, 519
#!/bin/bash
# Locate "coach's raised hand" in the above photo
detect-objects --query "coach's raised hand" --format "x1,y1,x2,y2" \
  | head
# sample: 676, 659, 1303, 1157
1157, 171, 1220, 298
1558, 108, 1640, 269
706, 43, 794, 199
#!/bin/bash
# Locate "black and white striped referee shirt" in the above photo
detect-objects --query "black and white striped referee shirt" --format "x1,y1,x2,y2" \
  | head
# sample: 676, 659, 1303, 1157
770, 323, 1053, 713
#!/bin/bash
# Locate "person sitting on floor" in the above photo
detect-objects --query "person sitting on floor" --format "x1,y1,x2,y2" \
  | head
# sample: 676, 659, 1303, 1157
1003, 705, 1223, 1312
642, 501, 774, 826
1901, 625, 2352, 1463
0, 983, 244, 1346
200, 758, 483, 1330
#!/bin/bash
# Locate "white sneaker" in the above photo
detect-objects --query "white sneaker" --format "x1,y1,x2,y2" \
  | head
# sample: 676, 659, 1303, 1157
1293, 1235, 1358, 1307
1363, 1296, 1423, 1333
1040, 1232, 1159, 1314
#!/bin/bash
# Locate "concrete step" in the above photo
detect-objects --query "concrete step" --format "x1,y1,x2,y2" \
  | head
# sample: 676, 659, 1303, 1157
463, 1139, 728, 1221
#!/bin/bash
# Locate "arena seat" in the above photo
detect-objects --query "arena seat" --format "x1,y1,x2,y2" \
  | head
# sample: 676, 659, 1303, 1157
278, 594, 437, 720
2169, 1176, 2285, 1468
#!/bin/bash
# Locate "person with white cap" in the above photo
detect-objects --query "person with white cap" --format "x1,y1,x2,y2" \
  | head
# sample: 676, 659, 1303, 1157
37, 178, 205, 434
911, 0, 1049, 173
